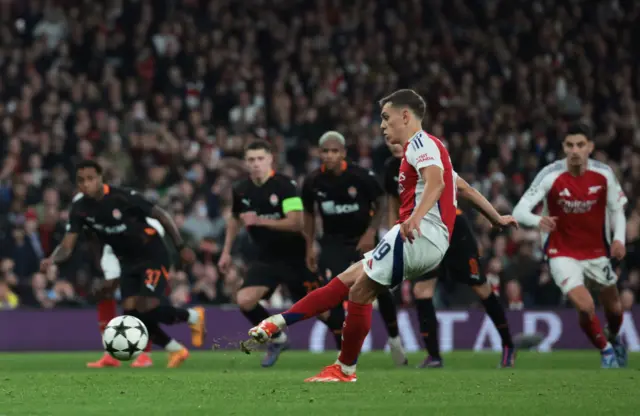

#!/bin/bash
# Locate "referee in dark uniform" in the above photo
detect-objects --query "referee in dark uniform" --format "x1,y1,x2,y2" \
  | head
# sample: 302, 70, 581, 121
218, 140, 344, 368
383, 137, 516, 369
302, 131, 407, 366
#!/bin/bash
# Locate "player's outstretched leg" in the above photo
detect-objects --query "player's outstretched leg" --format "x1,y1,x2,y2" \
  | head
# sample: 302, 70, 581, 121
87, 298, 121, 368
376, 290, 407, 365
130, 310, 190, 368
567, 286, 618, 368
248, 272, 353, 343
412, 278, 443, 368
305, 266, 383, 383
237, 286, 292, 367
143, 305, 206, 348
600, 285, 626, 367
473, 284, 515, 368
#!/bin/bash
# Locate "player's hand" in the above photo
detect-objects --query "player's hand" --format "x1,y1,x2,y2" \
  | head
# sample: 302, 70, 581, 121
611, 240, 626, 260
400, 216, 422, 244
538, 216, 558, 233
306, 251, 318, 273
180, 246, 196, 265
39, 257, 53, 273
240, 211, 259, 227
494, 215, 519, 229
356, 229, 376, 254
218, 251, 232, 274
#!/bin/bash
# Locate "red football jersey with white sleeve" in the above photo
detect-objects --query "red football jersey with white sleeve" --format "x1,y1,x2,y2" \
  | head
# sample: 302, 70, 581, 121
397, 130, 457, 240
513, 159, 627, 260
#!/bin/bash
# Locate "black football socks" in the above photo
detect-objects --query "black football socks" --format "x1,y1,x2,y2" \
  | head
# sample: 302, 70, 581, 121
144, 305, 190, 325
414, 298, 441, 359
321, 305, 345, 349
125, 309, 170, 348
377, 290, 399, 338
481, 293, 514, 348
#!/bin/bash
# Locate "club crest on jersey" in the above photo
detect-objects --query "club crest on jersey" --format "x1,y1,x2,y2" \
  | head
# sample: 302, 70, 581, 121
269, 194, 279, 206
348, 186, 357, 198
112, 209, 122, 219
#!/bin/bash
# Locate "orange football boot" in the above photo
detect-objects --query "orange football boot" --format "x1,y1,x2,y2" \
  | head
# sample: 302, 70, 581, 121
167, 348, 190, 368
130, 352, 153, 368
304, 364, 357, 383
86, 353, 121, 368
190, 306, 206, 347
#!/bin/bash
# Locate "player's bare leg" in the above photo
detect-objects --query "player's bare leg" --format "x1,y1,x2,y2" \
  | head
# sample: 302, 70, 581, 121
567, 286, 618, 368
413, 278, 443, 368
237, 285, 292, 367
472, 283, 516, 368
600, 285, 626, 367
87, 281, 122, 368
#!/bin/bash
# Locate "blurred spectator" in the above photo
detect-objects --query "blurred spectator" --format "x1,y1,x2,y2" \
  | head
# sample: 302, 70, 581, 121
0, 279, 19, 309
0, 0, 639, 309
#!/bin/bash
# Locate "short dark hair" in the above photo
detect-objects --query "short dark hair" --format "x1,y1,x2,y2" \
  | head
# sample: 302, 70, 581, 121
245, 139, 273, 154
566, 122, 593, 140
75, 159, 103, 175
379, 89, 426, 120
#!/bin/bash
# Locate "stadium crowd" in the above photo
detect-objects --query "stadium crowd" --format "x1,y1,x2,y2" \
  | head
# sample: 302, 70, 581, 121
1, 0, 639, 311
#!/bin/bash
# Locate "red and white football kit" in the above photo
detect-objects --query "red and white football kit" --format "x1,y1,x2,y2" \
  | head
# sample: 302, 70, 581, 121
363, 130, 457, 287
513, 159, 627, 294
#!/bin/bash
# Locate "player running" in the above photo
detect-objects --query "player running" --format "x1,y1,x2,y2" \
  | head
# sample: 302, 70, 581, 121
40, 160, 206, 368
302, 131, 407, 366
218, 140, 344, 368
247, 89, 455, 382
513, 123, 627, 368
384, 138, 517, 368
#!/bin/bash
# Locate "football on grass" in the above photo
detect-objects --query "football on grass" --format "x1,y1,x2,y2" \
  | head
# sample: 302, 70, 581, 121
102, 315, 149, 361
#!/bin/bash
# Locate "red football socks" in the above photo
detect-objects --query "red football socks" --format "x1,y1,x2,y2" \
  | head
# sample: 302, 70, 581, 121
281, 278, 350, 326
97, 299, 117, 333
338, 301, 373, 366
579, 313, 607, 349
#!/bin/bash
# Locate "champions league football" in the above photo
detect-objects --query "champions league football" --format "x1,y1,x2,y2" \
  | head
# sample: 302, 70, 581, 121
102, 316, 149, 361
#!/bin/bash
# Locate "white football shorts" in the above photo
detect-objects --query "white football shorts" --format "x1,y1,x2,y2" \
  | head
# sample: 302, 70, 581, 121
363, 219, 448, 288
548, 256, 617, 294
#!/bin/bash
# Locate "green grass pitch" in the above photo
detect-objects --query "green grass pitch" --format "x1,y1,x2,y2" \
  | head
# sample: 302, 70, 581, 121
1, 351, 638, 415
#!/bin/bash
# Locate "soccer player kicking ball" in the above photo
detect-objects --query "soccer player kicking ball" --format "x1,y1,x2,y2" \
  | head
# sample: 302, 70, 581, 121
301, 130, 407, 366
41, 160, 206, 368
383, 137, 518, 368
513, 123, 627, 368
248, 89, 456, 382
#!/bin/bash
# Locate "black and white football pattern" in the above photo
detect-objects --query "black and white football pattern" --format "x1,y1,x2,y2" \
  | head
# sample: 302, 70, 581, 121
102, 315, 149, 361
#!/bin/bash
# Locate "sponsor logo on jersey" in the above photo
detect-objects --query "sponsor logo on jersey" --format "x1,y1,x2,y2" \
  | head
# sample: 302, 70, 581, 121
112, 209, 122, 219
316, 191, 327, 198
588, 186, 602, 195
258, 213, 282, 220
416, 153, 435, 164
92, 223, 128, 234
398, 172, 406, 193
557, 198, 597, 214
242, 198, 251, 206
320, 201, 360, 215
348, 186, 357, 198
269, 194, 279, 206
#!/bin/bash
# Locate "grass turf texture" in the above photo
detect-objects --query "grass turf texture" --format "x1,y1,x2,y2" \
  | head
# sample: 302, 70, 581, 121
1, 351, 638, 416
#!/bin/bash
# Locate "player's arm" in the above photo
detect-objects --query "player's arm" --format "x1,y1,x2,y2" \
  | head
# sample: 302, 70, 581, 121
605, 169, 628, 259
387, 194, 399, 228
513, 170, 553, 229
42, 204, 82, 269
406, 140, 446, 222
363, 169, 387, 233
301, 175, 317, 253
257, 179, 304, 233
456, 176, 517, 228
218, 187, 242, 272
